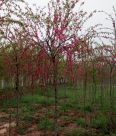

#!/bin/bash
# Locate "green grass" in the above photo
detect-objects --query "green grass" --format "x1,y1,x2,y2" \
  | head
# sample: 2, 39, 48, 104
75, 118, 86, 127
0, 84, 116, 135
37, 118, 54, 131
91, 114, 110, 134
1, 84, 116, 112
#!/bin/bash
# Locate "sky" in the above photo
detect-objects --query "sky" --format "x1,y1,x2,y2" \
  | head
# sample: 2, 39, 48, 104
26, 0, 116, 13
26, 0, 116, 28
24, 0, 116, 45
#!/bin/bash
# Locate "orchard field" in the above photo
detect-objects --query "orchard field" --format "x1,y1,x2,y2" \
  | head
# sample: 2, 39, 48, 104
0, 84, 116, 136
0, 0, 116, 136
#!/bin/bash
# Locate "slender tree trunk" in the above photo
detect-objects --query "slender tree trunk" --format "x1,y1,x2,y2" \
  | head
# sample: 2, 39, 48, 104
83, 71, 87, 108
44, 82, 48, 136
100, 78, 103, 108
109, 66, 113, 126
52, 56, 59, 136
8, 113, 11, 136
83, 64, 87, 128
92, 63, 97, 104
15, 56, 20, 129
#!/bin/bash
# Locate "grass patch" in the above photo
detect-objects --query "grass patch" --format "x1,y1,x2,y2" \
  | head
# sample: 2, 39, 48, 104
0, 85, 116, 135
84, 105, 93, 112
21, 94, 54, 106
37, 118, 54, 131
75, 118, 86, 127
91, 114, 110, 134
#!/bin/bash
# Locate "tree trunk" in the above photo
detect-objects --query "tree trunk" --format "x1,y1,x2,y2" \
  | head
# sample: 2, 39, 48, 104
100, 78, 103, 108
92, 63, 97, 104
52, 56, 59, 136
109, 66, 113, 126
15, 56, 20, 129
83, 65, 87, 128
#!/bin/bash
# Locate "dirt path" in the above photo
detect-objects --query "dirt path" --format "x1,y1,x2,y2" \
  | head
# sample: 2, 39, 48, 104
0, 112, 15, 136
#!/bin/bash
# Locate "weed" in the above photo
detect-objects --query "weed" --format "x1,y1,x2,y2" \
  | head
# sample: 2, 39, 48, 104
75, 118, 86, 127
37, 118, 54, 131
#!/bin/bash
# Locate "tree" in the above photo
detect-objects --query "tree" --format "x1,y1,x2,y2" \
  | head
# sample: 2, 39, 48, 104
0, 0, 32, 128
22, 0, 99, 135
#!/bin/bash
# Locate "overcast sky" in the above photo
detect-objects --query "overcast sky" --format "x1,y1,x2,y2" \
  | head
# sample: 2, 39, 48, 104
24, 0, 115, 45
26, 0, 116, 27
26, 0, 116, 13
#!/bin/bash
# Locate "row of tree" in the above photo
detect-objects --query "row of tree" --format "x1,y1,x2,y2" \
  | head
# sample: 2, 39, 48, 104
0, 0, 116, 135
